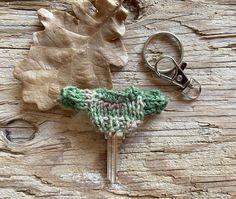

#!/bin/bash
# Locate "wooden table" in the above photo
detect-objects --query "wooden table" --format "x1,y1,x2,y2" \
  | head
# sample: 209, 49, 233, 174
0, 0, 235, 198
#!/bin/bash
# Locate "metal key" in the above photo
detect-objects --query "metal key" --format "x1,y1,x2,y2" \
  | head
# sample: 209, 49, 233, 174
105, 132, 124, 184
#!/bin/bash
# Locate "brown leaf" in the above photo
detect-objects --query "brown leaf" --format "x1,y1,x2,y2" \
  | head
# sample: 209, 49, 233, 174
14, 0, 128, 111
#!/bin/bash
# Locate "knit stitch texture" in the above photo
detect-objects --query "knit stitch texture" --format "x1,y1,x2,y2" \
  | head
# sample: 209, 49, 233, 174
58, 86, 168, 134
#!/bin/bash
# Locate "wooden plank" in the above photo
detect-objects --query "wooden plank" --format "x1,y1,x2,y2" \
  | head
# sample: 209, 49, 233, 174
0, 0, 235, 198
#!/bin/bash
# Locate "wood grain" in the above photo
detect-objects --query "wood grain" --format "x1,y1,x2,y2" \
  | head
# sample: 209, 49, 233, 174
0, 0, 236, 198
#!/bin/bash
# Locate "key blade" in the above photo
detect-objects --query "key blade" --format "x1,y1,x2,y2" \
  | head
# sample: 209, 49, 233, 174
106, 132, 123, 184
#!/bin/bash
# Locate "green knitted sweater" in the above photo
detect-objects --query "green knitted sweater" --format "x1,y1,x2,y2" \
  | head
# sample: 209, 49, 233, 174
58, 86, 168, 134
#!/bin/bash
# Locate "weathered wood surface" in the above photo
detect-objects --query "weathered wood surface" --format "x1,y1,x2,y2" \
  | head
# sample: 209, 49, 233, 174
0, 0, 236, 198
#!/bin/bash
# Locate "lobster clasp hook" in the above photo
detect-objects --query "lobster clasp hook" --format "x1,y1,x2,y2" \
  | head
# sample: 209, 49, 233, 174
143, 31, 201, 100
154, 55, 201, 100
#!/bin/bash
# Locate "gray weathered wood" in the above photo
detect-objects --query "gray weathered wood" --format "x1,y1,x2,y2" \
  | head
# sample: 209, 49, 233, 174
0, 0, 236, 198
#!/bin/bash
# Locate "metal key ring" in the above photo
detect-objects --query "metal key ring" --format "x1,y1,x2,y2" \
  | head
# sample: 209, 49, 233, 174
143, 31, 184, 72
142, 31, 201, 100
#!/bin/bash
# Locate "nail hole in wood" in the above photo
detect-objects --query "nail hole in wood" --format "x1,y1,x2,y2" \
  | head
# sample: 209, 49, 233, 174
3, 119, 37, 143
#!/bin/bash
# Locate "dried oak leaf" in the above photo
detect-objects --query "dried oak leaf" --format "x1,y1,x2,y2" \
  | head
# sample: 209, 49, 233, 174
14, 0, 128, 111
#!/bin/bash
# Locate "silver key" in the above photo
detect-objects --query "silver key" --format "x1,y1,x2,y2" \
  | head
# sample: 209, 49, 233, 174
105, 132, 124, 184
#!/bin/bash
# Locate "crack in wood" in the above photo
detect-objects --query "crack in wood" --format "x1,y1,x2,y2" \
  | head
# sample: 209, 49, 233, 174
0, 0, 235, 198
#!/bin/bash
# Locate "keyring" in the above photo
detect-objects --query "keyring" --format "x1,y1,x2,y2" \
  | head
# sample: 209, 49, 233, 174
143, 31, 184, 72
143, 31, 201, 100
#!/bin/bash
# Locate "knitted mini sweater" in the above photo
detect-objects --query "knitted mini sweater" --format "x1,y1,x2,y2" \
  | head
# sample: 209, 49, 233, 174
58, 86, 168, 134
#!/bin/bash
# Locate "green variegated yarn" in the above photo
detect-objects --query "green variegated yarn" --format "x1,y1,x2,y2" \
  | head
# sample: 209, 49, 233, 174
58, 86, 168, 134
